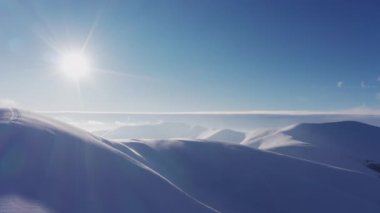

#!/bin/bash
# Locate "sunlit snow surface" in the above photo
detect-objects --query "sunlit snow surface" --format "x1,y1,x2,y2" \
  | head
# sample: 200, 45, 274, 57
1, 108, 380, 213
0, 195, 50, 213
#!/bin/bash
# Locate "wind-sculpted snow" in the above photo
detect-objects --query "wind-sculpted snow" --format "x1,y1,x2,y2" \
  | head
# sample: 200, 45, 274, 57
243, 121, 380, 175
1, 109, 380, 213
115, 139, 380, 213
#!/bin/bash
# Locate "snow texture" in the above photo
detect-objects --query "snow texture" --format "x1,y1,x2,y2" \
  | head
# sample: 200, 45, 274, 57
1, 109, 380, 212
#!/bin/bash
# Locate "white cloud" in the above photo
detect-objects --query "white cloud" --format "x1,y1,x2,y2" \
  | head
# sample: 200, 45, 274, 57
360, 81, 376, 89
43, 109, 380, 134
87, 120, 105, 126
337, 81, 344, 88
115, 121, 128, 126
114, 120, 162, 127
0, 99, 17, 107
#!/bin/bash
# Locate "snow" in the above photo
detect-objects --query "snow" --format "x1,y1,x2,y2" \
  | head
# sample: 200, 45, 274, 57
116, 139, 380, 213
197, 128, 246, 144
0, 108, 215, 213
1, 109, 380, 212
95, 122, 247, 144
0, 195, 50, 213
243, 121, 380, 175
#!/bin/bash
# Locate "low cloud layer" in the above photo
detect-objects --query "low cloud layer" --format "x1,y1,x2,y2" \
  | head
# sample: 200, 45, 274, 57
0, 99, 17, 107
42, 106, 380, 132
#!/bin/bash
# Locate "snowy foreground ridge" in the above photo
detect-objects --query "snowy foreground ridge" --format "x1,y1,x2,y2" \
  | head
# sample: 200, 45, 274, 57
1, 109, 380, 212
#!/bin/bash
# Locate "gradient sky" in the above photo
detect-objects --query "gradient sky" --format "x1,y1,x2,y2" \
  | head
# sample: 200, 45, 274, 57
1, 0, 380, 112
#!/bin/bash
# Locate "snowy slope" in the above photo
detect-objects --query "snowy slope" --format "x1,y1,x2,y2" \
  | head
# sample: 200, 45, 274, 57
115, 139, 380, 213
0, 108, 214, 213
1, 109, 380, 213
243, 121, 380, 175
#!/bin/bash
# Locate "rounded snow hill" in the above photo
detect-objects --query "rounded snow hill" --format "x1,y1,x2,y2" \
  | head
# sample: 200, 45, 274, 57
197, 129, 246, 144
0, 108, 215, 213
243, 121, 380, 175
117, 139, 380, 213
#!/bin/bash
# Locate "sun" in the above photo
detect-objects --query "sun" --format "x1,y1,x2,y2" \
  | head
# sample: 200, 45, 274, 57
60, 52, 90, 80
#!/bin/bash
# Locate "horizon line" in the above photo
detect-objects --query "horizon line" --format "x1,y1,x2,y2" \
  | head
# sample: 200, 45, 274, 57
37, 109, 380, 116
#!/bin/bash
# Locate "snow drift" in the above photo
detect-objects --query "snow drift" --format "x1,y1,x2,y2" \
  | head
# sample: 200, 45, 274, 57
1, 109, 380, 212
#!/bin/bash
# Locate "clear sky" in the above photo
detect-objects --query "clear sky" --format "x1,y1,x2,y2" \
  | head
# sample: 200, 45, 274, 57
1, 0, 380, 112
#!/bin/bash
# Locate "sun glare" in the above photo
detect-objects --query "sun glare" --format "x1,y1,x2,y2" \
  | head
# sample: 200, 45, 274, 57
60, 52, 90, 80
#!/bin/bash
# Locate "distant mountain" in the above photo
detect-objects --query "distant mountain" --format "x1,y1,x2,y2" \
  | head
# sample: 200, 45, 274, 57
96, 122, 247, 144
197, 128, 246, 143
97, 122, 206, 139
95, 119, 380, 176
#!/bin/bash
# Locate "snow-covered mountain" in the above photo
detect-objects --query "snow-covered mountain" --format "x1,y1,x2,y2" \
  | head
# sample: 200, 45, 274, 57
243, 121, 380, 175
197, 128, 246, 143
0, 109, 214, 213
117, 139, 380, 213
94, 122, 247, 144
1, 109, 380, 212
96, 119, 380, 176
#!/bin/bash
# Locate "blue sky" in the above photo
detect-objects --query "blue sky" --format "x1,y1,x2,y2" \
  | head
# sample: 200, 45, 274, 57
1, 0, 380, 112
